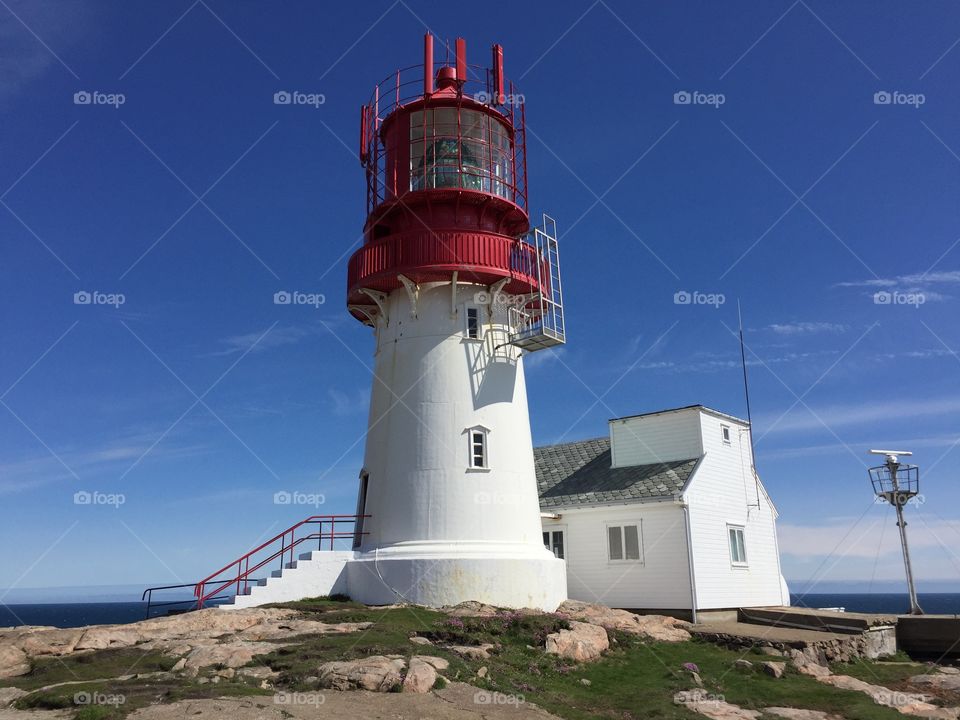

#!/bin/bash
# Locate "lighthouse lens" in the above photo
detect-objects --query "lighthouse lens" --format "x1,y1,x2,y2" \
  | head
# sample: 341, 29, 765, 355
410, 108, 512, 199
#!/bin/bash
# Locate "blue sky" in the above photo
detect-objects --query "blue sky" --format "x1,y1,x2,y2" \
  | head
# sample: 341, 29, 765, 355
2, 0, 960, 601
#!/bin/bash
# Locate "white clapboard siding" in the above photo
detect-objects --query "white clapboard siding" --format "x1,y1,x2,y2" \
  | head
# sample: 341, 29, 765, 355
609, 409, 702, 467
684, 411, 787, 609
542, 502, 692, 609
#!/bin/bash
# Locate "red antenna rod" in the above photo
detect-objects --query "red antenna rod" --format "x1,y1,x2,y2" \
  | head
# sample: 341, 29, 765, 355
455, 37, 467, 84
423, 33, 434, 96
491, 43, 504, 105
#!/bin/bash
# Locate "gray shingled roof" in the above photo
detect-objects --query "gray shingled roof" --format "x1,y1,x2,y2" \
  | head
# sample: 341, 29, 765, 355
535, 437, 700, 509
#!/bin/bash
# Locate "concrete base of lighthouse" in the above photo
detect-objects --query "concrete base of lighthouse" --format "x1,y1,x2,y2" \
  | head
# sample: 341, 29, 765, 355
346, 548, 567, 610
226, 549, 566, 611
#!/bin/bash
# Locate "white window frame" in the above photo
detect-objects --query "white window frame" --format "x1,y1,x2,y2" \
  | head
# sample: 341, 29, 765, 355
728, 524, 748, 567
466, 426, 490, 471
721, 424, 731, 445
464, 304, 482, 340
542, 527, 566, 559
605, 521, 643, 564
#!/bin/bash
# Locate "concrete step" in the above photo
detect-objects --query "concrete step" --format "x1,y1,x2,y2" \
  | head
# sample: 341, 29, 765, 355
740, 606, 897, 634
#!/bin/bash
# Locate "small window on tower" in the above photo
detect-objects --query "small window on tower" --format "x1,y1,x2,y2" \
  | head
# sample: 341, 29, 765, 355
721, 424, 731, 445
465, 306, 481, 339
467, 427, 488, 469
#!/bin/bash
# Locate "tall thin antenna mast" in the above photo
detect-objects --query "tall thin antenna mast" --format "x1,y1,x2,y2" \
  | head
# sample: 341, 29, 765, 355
738, 300, 760, 507
868, 450, 923, 615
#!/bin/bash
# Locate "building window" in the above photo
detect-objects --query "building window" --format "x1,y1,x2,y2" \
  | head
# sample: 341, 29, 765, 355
467, 427, 488, 469
721, 424, 731, 445
543, 530, 564, 559
607, 523, 642, 562
728, 525, 747, 565
465, 306, 481, 339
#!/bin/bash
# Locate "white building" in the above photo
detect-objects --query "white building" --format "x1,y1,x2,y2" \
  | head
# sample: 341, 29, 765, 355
537, 405, 789, 621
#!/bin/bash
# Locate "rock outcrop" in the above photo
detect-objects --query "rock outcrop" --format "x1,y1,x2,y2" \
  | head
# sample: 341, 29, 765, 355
0, 608, 371, 674
544, 621, 609, 662
318, 656, 406, 692
559, 600, 691, 642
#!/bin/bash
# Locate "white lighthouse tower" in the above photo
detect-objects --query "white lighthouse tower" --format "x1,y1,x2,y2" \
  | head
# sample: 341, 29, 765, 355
343, 34, 568, 610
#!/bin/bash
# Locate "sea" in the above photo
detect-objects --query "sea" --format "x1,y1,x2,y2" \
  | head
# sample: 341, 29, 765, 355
1, 593, 958, 628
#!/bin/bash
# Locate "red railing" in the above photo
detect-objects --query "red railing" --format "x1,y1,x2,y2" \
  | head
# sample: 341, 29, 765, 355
361, 62, 528, 216
347, 229, 543, 298
192, 514, 369, 609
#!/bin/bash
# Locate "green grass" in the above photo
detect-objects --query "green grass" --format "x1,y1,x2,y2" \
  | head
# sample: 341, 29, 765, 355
1, 596, 922, 720
15, 675, 270, 719
830, 657, 928, 686
265, 594, 366, 614
7, 646, 270, 719
6, 648, 178, 691
257, 598, 907, 720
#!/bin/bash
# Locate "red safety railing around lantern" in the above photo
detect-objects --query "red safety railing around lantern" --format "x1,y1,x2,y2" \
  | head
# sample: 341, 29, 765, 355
141, 515, 369, 618
360, 62, 528, 217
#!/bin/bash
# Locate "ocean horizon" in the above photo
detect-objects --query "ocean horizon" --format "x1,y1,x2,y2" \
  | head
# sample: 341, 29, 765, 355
1, 592, 958, 629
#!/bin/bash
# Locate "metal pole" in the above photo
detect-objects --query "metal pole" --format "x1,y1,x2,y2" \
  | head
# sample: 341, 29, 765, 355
890, 460, 923, 615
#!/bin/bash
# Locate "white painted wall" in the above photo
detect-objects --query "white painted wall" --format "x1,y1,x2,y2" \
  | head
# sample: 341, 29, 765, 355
684, 411, 787, 609
609, 409, 702, 467
541, 502, 692, 610
350, 281, 566, 610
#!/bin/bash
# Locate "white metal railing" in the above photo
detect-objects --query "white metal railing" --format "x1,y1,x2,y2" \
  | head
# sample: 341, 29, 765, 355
509, 214, 565, 352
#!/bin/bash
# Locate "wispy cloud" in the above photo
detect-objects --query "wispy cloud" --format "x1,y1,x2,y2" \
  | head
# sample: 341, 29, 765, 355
524, 347, 566, 369
759, 433, 960, 460
210, 326, 310, 357
0, 433, 208, 495
327, 387, 369, 416
764, 322, 847, 335
757, 395, 960, 434
0, 1, 88, 100
637, 349, 840, 374
836, 269, 960, 302
779, 514, 960, 563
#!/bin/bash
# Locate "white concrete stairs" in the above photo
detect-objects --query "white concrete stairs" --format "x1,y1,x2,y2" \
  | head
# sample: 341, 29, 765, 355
221, 550, 354, 609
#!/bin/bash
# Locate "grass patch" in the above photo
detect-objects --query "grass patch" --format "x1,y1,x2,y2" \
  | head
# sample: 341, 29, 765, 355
258, 602, 906, 720
14, 674, 270, 719
830, 657, 927, 686
257, 605, 464, 689
265, 595, 365, 614
1, 600, 924, 720
6, 648, 178, 691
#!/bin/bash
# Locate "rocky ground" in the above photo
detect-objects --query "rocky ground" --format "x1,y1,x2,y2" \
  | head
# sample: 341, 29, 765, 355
0, 597, 957, 719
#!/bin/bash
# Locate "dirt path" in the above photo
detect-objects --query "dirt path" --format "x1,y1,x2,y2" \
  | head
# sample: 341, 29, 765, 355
122, 684, 562, 720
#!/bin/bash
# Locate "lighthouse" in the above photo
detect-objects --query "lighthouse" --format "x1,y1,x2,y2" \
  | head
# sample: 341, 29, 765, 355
343, 34, 568, 610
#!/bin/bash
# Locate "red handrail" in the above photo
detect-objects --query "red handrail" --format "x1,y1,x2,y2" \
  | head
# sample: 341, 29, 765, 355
192, 515, 369, 609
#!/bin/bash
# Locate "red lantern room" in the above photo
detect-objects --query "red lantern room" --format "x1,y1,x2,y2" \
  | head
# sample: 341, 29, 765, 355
347, 34, 564, 350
